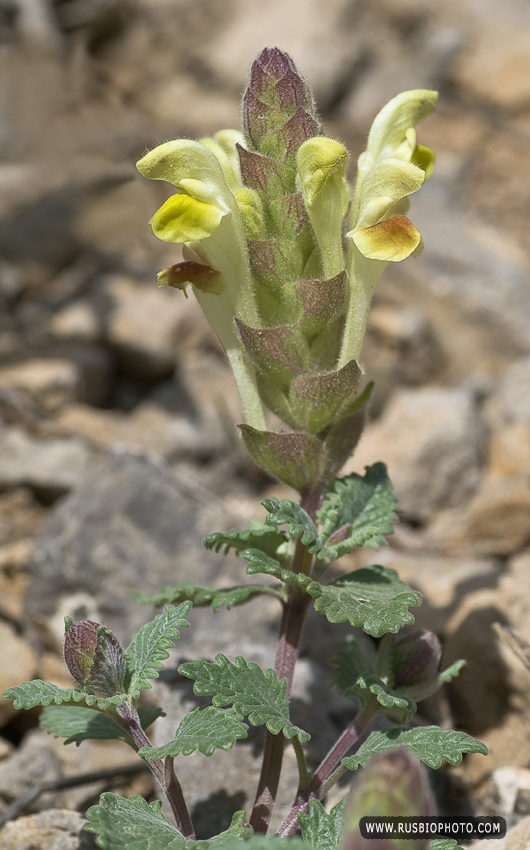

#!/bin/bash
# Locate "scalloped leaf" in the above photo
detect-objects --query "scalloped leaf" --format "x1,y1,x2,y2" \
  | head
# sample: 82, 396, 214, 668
342, 726, 488, 772
179, 654, 310, 742
439, 659, 466, 684
40, 704, 163, 747
298, 799, 345, 850
126, 603, 191, 700
41, 705, 129, 746
2, 681, 126, 711
203, 521, 288, 558
332, 633, 378, 695
313, 565, 421, 637
132, 583, 285, 612
352, 673, 416, 722
243, 548, 314, 589
140, 706, 248, 759
261, 498, 322, 554
85, 793, 252, 848
318, 463, 400, 556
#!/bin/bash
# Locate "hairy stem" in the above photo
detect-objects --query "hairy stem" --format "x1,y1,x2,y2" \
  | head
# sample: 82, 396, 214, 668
276, 704, 378, 838
165, 756, 196, 839
249, 486, 324, 833
116, 703, 194, 838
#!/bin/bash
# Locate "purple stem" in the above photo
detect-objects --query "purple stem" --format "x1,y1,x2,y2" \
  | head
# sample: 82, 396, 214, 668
276, 704, 378, 838
249, 486, 324, 833
116, 702, 195, 839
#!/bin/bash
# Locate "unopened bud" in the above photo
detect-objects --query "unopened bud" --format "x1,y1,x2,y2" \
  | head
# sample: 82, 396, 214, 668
342, 748, 436, 850
64, 618, 127, 697
392, 629, 442, 690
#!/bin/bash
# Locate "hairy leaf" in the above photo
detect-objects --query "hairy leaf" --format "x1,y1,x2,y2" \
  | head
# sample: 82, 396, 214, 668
243, 549, 314, 589
126, 603, 191, 700
40, 705, 163, 747
352, 673, 416, 722
132, 583, 285, 612
244, 556, 420, 638
318, 463, 400, 556
179, 654, 310, 742
298, 799, 345, 850
41, 705, 130, 746
313, 565, 421, 637
439, 659, 466, 684
85, 794, 251, 848
2, 681, 125, 711
261, 498, 322, 553
203, 522, 288, 558
332, 633, 378, 695
342, 726, 488, 771
140, 706, 248, 759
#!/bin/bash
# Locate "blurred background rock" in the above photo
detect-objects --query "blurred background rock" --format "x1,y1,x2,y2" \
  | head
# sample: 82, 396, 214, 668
2, 0, 530, 842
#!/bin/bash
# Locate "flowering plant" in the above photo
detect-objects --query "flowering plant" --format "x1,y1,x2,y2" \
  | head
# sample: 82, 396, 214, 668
3, 49, 486, 850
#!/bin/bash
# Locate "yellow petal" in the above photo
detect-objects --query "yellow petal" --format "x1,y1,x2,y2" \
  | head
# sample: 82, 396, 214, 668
351, 214, 423, 262
149, 193, 225, 243
365, 90, 439, 164
234, 188, 265, 239
297, 137, 349, 207
412, 144, 436, 181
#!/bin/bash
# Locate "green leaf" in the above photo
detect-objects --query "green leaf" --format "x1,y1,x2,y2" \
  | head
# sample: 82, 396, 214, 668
86, 794, 253, 849
140, 706, 248, 759
217, 840, 307, 850
41, 705, 131, 746
261, 498, 322, 554
313, 565, 421, 637
244, 556, 420, 639
2, 681, 126, 711
332, 633, 378, 695
342, 726, 488, 772
298, 799, 345, 850
429, 840, 465, 850
439, 659, 466, 684
40, 704, 164, 747
318, 463, 400, 557
352, 673, 416, 722
132, 583, 285, 612
126, 603, 191, 700
203, 522, 288, 559
85, 794, 187, 849
243, 549, 314, 589
179, 654, 310, 742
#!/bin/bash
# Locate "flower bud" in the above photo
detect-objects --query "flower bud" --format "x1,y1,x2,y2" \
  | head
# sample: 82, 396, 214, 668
64, 618, 127, 697
243, 47, 320, 163
342, 748, 436, 850
392, 629, 442, 690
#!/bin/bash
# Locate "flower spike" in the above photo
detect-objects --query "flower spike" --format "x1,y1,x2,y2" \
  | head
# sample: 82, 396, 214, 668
137, 52, 437, 490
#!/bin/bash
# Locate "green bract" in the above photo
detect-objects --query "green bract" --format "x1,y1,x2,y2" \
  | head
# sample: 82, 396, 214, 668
137, 49, 437, 491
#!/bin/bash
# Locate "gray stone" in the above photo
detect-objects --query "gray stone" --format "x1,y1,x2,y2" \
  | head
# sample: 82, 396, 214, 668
0, 729, 62, 808
0, 808, 93, 850
0, 426, 90, 498
344, 387, 483, 522
24, 448, 241, 644
485, 357, 530, 431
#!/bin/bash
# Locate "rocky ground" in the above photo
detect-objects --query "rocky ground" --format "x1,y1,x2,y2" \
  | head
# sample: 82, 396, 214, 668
2, 0, 530, 846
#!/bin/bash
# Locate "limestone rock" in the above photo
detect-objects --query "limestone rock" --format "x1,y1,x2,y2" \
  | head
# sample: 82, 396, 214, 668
0, 621, 37, 727
0, 809, 93, 850
0, 426, 90, 499
102, 274, 186, 381
24, 448, 240, 644
344, 387, 483, 522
